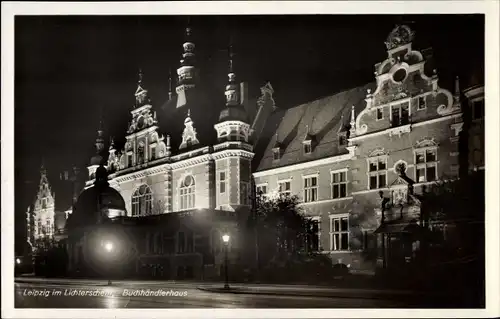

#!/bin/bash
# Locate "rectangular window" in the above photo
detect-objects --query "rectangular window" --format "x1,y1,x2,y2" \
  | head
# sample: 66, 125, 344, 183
331, 171, 348, 199
278, 181, 291, 196
127, 154, 133, 167
303, 143, 312, 154
41, 198, 47, 209
472, 100, 484, 120
417, 96, 427, 110
219, 171, 226, 193
308, 218, 320, 252
376, 108, 384, 120
368, 157, 387, 189
391, 102, 410, 127
330, 216, 349, 251
303, 176, 318, 202
415, 149, 438, 182
256, 184, 268, 197
151, 146, 156, 160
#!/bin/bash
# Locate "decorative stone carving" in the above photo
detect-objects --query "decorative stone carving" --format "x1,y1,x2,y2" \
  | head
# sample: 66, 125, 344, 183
385, 25, 415, 51
388, 124, 411, 138
179, 109, 200, 150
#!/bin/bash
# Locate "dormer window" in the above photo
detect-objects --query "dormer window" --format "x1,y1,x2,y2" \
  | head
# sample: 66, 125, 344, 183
338, 132, 348, 147
303, 141, 312, 155
417, 96, 427, 110
272, 148, 281, 161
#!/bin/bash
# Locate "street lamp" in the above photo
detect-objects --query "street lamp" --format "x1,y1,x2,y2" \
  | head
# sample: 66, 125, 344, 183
102, 241, 114, 285
16, 258, 21, 265
222, 234, 230, 289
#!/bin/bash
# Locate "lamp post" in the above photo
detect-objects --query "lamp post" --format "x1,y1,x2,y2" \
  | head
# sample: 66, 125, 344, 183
222, 234, 230, 289
103, 241, 114, 285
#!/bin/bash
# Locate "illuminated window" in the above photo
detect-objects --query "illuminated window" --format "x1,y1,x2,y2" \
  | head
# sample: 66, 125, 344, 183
180, 175, 195, 210
132, 184, 153, 217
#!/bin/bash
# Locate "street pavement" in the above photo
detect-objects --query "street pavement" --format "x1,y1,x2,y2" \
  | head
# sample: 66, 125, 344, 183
13, 278, 456, 308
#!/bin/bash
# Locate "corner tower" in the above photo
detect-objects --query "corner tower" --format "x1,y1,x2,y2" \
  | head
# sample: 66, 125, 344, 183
213, 41, 254, 211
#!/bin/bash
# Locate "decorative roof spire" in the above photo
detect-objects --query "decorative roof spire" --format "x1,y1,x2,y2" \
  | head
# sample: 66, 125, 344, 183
349, 105, 357, 138
95, 106, 105, 153
109, 136, 115, 151
224, 36, 239, 107
337, 114, 345, 133
40, 158, 47, 177
138, 68, 143, 85
135, 68, 150, 108
454, 76, 460, 97
168, 69, 173, 100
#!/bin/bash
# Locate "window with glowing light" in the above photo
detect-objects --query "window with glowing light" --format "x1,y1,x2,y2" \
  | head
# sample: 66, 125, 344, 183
180, 175, 196, 210
132, 184, 153, 217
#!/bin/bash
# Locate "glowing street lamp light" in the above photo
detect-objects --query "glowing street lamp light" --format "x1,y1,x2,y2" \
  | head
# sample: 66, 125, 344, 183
102, 241, 114, 285
222, 234, 230, 289
16, 258, 21, 265
104, 241, 114, 253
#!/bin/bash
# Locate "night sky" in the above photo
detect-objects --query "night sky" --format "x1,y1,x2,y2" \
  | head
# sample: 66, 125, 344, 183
14, 15, 484, 253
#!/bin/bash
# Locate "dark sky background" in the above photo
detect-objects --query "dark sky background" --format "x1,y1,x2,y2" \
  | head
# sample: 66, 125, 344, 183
14, 14, 484, 253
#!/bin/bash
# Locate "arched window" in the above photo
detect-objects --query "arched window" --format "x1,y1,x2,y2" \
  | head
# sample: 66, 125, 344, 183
179, 175, 195, 210
132, 185, 152, 217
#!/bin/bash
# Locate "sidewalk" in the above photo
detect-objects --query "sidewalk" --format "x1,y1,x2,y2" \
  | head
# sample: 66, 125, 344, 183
14, 277, 211, 287
196, 283, 433, 300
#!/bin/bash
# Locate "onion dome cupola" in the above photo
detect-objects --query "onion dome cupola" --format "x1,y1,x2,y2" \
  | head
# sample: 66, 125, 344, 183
176, 26, 198, 109
66, 163, 126, 230
214, 40, 252, 144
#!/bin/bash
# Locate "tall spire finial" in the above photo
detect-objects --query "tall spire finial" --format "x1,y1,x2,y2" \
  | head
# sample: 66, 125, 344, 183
98, 105, 104, 133
138, 68, 143, 85
453, 76, 461, 106
168, 69, 173, 99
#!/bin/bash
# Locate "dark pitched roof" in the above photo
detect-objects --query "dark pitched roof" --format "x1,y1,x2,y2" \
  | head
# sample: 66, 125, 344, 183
256, 82, 375, 172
